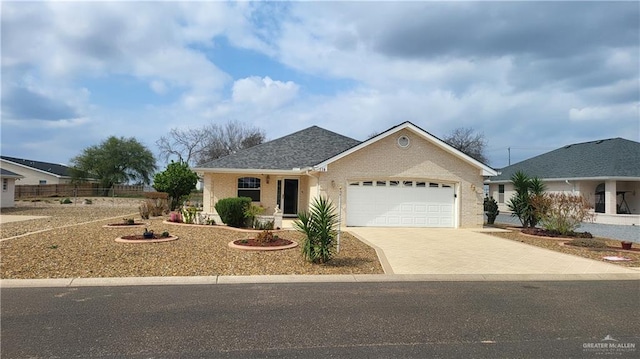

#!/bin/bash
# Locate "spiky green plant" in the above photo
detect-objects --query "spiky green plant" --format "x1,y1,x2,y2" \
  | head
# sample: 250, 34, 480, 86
506, 171, 546, 228
293, 196, 338, 264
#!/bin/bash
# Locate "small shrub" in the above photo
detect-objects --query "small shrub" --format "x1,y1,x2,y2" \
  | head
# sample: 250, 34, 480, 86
161, 231, 170, 238
181, 207, 198, 224
567, 238, 608, 249
484, 196, 499, 224
139, 201, 150, 219
123, 218, 135, 225
169, 211, 182, 223
215, 197, 252, 228
533, 193, 595, 235
146, 198, 168, 217
244, 205, 266, 228
255, 230, 276, 244
60, 198, 72, 204
83, 199, 93, 205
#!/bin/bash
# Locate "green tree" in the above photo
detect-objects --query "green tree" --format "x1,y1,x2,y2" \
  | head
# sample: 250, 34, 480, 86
70, 136, 156, 193
152, 161, 199, 210
507, 171, 546, 228
293, 196, 338, 264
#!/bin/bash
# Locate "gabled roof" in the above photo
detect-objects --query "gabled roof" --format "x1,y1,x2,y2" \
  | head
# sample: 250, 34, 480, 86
0, 168, 23, 178
487, 138, 640, 182
196, 126, 361, 171
1, 156, 72, 178
315, 121, 497, 176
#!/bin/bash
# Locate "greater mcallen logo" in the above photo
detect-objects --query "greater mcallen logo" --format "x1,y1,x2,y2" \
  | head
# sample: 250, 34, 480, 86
583, 335, 636, 355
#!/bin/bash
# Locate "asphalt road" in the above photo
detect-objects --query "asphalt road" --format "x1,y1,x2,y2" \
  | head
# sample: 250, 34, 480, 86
2, 281, 639, 358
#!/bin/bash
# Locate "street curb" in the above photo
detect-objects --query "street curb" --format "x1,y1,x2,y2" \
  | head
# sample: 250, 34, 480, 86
2, 273, 639, 288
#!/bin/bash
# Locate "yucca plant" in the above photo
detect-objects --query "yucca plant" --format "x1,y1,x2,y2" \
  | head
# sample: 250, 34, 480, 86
507, 171, 546, 228
293, 196, 338, 264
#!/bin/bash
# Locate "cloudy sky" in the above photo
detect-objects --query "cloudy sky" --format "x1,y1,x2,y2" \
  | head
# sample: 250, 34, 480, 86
1, 1, 638, 169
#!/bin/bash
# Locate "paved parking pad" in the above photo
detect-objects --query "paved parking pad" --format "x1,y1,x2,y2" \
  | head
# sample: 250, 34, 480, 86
348, 227, 640, 275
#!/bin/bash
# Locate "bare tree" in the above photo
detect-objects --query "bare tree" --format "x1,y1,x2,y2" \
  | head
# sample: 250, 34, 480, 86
196, 120, 266, 164
156, 127, 210, 165
443, 127, 489, 164
156, 120, 266, 166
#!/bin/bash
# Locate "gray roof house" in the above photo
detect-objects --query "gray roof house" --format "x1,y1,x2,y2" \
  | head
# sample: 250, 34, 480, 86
1, 168, 24, 208
0, 156, 74, 185
485, 138, 640, 225
200, 125, 362, 171
194, 121, 496, 228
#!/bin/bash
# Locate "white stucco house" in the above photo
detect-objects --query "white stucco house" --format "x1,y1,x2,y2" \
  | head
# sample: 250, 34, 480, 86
485, 138, 640, 225
1, 168, 23, 208
194, 122, 497, 228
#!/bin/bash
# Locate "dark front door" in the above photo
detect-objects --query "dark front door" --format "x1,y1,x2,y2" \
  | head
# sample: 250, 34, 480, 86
283, 179, 299, 216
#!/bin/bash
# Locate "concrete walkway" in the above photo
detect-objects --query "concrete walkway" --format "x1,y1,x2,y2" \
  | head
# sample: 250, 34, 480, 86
348, 227, 640, 275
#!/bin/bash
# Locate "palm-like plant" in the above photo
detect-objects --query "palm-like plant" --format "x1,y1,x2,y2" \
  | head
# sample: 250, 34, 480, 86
506, 171, 546, 228
293, 196, 338, 264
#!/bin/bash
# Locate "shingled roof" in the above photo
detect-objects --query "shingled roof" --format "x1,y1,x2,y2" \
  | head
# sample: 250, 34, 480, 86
488, 138, 640, 182
1, 168, 23, 178
1, 156, 72, 178
198, 126, 361, 170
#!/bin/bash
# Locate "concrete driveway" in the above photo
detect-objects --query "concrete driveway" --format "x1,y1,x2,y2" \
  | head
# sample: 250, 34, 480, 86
347, 227, 640, 275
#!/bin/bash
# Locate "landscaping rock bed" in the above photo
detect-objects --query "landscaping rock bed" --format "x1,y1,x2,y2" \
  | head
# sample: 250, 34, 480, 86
0, 201, 383, 279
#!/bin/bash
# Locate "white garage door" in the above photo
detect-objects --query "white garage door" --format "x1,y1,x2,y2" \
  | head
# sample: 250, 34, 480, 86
347, 180, 455, 227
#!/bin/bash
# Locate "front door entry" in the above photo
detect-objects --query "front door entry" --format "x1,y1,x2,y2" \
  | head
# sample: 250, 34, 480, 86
282, 179, 299, 216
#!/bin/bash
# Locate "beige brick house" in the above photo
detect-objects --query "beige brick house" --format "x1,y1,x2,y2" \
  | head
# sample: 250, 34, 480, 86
194, 122, 497, 228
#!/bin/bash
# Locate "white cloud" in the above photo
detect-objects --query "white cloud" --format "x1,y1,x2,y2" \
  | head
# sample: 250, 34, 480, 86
569, 104, 640, 122
150, 80, 168, 95
232, 76, 299, 109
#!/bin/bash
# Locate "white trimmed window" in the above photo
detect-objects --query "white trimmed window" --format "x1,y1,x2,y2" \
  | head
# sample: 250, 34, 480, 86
237, 177, 261, 201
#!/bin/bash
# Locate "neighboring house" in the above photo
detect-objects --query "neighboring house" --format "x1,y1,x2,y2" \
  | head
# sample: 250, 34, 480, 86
485, 138, 640, 225
1, 168, 23, 208
194, 122, 497, 228
0, 156, 74, 185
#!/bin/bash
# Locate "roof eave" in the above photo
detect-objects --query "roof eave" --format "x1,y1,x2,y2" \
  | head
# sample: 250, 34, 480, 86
1, 159, 69, 178
485, 176, 640, 184
1, 174, 24, 179
192, 167, 307, 175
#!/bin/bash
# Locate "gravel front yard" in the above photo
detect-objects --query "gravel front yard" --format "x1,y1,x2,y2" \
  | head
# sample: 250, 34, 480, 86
1, 200, 383, 279
2, 199, 637, 279
487, 227, 640, 268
